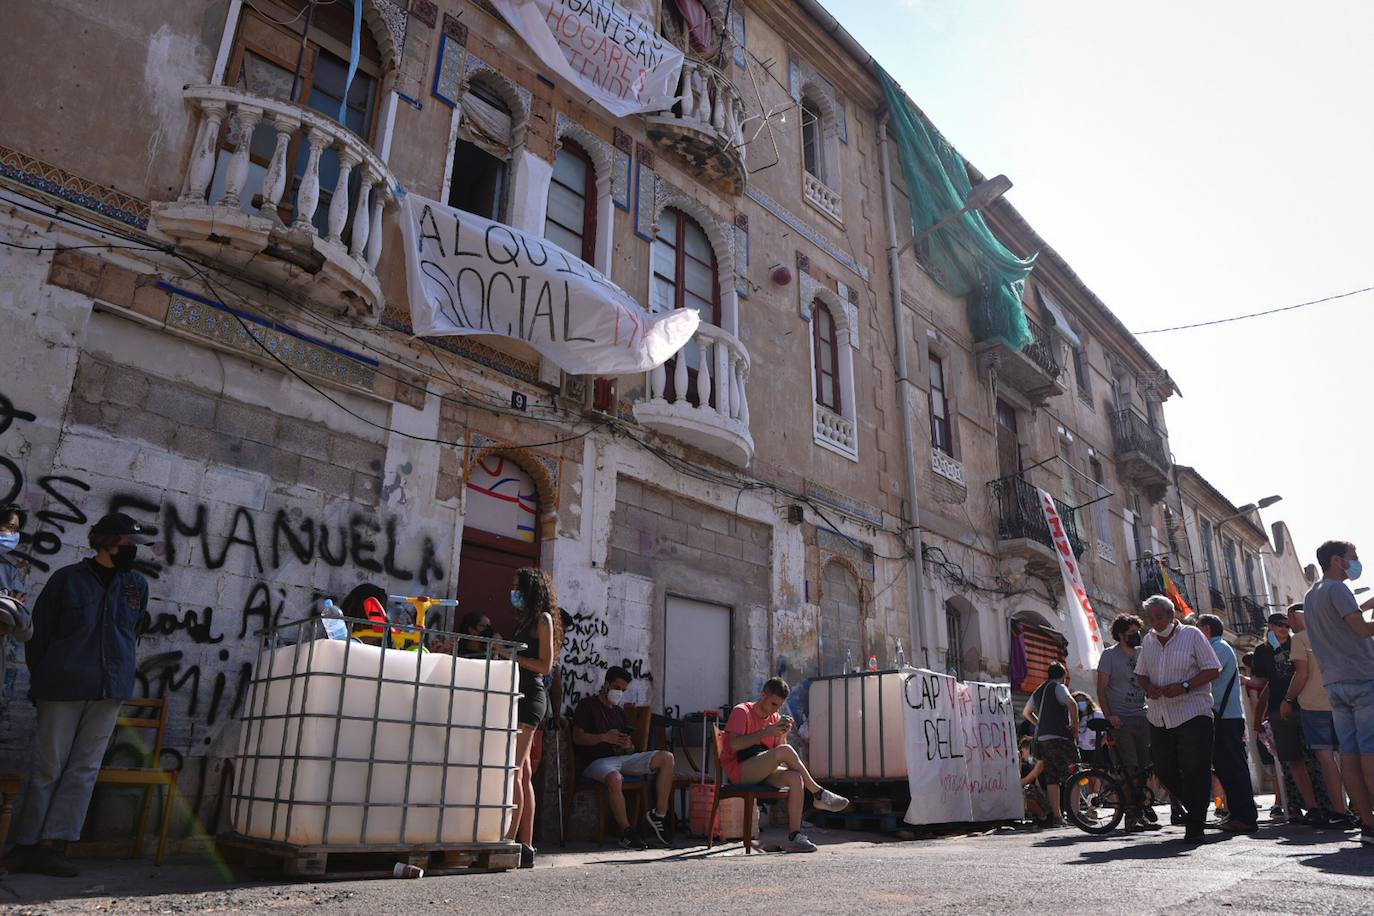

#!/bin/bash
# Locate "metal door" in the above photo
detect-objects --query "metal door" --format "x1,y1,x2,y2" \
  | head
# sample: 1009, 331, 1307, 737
663, 595, 732, 720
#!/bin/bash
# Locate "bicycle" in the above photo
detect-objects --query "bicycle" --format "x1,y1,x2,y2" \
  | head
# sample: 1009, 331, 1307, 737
1060, 719, 1161, 834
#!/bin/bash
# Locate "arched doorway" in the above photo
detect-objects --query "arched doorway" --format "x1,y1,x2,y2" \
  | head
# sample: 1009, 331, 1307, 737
459, 454, 541, 639
819, 560, 862, 675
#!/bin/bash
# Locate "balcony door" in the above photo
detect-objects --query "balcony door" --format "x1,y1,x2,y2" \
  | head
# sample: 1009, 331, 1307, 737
651, 208, 719, 404
215, 3, 381, 231
995, 399, 1021, 479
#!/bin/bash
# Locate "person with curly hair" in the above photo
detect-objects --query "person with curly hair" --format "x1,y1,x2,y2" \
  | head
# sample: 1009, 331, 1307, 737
505, 567, 563, 868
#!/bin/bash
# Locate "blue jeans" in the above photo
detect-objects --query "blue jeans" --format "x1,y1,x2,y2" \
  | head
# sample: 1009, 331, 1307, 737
1326, 679, 1374, 756
13, 699, 121, 844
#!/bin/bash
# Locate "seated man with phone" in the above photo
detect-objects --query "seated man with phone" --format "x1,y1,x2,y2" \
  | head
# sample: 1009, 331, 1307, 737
721, 677, 850, 853
572, 666, 676, 848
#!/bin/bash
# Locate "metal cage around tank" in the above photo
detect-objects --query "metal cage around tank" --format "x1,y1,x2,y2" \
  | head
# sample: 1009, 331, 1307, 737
226, 614, 526, 855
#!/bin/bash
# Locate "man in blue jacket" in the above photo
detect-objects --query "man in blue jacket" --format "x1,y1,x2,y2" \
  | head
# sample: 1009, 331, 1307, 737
12, 512, 152, 877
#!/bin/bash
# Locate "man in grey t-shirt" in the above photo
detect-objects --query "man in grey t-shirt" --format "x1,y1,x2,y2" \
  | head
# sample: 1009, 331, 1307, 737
1303, 539, 1374, 846
1096, 613, 1158, 830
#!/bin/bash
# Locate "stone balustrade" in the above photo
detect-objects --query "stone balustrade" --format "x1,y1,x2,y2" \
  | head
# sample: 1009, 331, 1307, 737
634, 321, 754, 467
803, 171, 842, 223
813, 403, 856, 458
151, 84, 397, 320
644, 58, 748, 194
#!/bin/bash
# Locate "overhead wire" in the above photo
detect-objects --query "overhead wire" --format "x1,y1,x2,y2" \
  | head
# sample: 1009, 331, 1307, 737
1133, 284, 1374, 335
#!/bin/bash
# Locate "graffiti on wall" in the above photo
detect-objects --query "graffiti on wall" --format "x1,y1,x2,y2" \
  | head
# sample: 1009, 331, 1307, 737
559, 608, 652, 717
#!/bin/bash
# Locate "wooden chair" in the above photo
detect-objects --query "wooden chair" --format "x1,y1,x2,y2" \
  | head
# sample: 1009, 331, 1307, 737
95, 698, 177, 864
562, 709, 651, 844
707, 723, 789, 855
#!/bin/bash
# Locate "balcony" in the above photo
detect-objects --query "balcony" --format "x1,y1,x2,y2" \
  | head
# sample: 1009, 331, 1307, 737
1136, 554, 1194, 610
150, 85, 396, 321
803, 172, 842, 224
644, 58, 747, 194
989, 474, 1086, 577
1229, 593, 1266, 637
813, 404, 856, 460
1209, 586, 1227, 612
635, 322, 753, 467
1113, 409, 1170, 498
974, 315, 1067, 407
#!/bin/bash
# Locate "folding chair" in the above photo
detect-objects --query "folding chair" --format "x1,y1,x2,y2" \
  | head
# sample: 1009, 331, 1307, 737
707, 723, 789, 854
95, 698, 177, 864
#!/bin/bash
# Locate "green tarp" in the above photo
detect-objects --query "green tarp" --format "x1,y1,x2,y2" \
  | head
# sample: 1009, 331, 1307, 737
879, 68, 1035, 352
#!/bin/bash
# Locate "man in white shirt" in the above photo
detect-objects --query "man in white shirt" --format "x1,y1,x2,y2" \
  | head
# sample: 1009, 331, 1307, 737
1134, 595, 1221, 843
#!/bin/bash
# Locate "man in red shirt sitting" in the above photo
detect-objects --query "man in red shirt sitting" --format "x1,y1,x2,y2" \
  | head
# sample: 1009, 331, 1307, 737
722, 677, 849, 853
572, 666, 676, 848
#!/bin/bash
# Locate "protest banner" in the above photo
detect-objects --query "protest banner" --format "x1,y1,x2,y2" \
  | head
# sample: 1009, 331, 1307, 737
1037, 488, 1104, 669
488, 0, 684, 117
399, 193, 699, 375
901, 669, 1021, 825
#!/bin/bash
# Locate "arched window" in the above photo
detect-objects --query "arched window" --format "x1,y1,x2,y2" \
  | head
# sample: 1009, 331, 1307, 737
801, 97, 824, 182
652, 208, 720, 325
929, 354, 952, 455
449, 77, 513, 220
545, 140, 596, 264
812, 302, 840, 411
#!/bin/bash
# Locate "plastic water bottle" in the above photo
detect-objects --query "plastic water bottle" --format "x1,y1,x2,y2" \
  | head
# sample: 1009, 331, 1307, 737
321, 599, 348, 641
844, 648, 854, 674
895, 640, 907, 669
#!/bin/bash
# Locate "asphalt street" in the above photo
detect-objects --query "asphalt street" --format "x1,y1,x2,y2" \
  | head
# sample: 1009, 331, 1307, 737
3, 806, 1372, 915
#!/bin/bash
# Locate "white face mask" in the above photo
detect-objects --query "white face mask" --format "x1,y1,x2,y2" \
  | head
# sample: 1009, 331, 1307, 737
606, 688, 625, 706
1155, 620, 1177, 638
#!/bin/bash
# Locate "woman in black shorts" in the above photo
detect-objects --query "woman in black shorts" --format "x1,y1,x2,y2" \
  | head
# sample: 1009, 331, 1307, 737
506, 568, 563, 867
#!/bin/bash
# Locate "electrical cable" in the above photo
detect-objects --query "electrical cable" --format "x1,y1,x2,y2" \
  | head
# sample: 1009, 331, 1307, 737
1133, 284, 1374, 335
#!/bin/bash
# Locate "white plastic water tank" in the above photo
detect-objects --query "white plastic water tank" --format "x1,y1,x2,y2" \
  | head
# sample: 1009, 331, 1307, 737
808, 672, 908, 779
231, 639, 519, 846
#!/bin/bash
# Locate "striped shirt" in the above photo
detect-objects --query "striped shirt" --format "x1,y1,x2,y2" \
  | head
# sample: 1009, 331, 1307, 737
1135, 624, 1221, 729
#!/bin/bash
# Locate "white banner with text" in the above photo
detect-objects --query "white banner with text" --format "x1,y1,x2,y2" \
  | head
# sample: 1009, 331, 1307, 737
488, 0, 684, 117
902, 669, 1022, 825
1036, 488, 1104, 669
400, 193, 699, 375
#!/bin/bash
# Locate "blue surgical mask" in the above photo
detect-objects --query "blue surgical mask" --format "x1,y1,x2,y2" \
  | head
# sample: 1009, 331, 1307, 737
510, 589, 525, 610
1267, 631, 1281, 650
1077, 701, 1089, 713
1347, 559, 1363, 581
0, 533, 17, 555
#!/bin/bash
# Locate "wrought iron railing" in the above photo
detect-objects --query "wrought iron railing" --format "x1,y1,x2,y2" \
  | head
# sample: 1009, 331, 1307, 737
1113, 409, 1169, 472
988, 474, 1087, 558
1136, 554, 1195, 610
1209, 586, 1227, 612
1020, 315, 1064, 382
1229, 594, 1266, 637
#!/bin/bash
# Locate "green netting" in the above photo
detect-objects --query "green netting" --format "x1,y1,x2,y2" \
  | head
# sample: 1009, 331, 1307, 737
879, 68, 1035, 352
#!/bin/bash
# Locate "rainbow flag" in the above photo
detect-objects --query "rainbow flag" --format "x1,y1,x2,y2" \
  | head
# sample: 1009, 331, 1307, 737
1158, 558, 1195, 619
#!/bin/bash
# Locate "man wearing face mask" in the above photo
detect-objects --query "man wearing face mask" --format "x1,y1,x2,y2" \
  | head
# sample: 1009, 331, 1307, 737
0, 504, 34, 708
572, 666, 676, 848
1134, 595, 1221, 843
11, 512, 152, 877
1251, 611, 1322, 822
1302, 540, 1374, 846
1096, 614, 1157, 831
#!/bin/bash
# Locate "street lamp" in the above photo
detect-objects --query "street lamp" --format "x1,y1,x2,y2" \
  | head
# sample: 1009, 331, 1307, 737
895, 174, 1012, 258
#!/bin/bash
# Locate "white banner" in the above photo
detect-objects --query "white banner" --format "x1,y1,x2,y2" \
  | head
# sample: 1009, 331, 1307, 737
400, 193, 699, 375
488, 0, 685, 118
901, 669, 1021, 825
1037, 487, 1104, 670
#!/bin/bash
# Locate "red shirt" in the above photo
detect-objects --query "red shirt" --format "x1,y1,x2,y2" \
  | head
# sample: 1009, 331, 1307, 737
720, 702, 779, 784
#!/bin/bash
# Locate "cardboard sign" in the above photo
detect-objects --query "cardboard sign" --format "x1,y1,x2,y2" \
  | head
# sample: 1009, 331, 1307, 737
1037, 488, 1104, 669
488, 0, 684, 117
400, 193, 699, 375
902, 669, 1022, 825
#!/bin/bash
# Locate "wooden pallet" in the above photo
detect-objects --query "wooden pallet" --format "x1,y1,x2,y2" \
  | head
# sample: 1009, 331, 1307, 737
216, 832, 521, 878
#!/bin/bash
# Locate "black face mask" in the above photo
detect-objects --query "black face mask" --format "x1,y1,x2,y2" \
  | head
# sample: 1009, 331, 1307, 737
111, 544, 139, 572
1126, 633, 1143, 648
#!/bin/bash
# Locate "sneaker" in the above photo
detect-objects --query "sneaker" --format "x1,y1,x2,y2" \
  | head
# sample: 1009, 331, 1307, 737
618, 829, 649, 850
1269, 805, 1288, 824
19, 846, 79, 878
643, 809, 669, 847
1214, 806, 1229, 820
1335, 811, 1362, 830
813, 789, 849, 813
1141, 806, 1159, 824
786, 832, 818, 853
1217, 819, 1258, 834
1361, 826, 1374, 847
1295, 810, 1325, 827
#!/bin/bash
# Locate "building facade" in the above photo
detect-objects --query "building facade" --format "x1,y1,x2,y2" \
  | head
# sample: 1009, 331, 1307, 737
0, 0, 1212, 840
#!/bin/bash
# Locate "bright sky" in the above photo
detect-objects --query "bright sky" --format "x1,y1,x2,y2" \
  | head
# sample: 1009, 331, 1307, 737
834, 0, 1374, 575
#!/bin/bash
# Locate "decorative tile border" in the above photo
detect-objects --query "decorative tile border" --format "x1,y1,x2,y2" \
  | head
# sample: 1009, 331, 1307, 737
733, 221, 749, 299
612, 146, 632, 210
380, 304, 539, 384
836, 280, 859, 349
464, 52, 532, 112
0, 144, 150, 229
805, 481, 883, 527
163, 286, 378, 390
633, 157, 656, 241
432, 33, 466, 107
746, 185, 868, 282
372, 0, 409, 60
